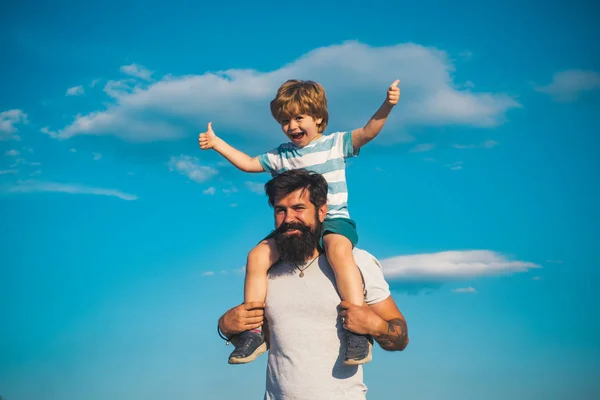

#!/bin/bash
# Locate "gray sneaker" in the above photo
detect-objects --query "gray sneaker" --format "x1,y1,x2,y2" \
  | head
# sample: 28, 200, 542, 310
344, 331, 373, 365
228, 331, 268, 364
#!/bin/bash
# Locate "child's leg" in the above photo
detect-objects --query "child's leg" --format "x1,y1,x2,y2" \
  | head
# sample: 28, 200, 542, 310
229, 238, 280, 365
322, 233, 364, 306
244, 238, 280, 304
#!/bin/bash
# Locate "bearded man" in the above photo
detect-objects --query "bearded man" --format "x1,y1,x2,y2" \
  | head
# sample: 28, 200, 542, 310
218, 169, 408, 399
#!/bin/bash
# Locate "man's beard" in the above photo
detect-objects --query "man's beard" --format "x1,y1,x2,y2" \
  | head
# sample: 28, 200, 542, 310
273, 220, 322, 264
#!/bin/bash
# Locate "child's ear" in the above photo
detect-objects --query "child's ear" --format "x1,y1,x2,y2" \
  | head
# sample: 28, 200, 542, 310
316, 116, 323, 125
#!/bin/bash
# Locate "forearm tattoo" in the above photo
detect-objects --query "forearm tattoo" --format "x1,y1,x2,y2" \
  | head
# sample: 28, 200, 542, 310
376, 318, 409, 351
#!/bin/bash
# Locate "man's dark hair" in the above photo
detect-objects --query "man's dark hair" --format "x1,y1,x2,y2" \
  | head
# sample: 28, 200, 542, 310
265, 169, 328, 208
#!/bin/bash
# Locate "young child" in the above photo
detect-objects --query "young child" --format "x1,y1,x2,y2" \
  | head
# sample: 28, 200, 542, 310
199, 79, 400, 365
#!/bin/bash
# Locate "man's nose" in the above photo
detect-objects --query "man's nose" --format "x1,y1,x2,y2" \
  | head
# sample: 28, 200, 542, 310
284, 212, 296, 223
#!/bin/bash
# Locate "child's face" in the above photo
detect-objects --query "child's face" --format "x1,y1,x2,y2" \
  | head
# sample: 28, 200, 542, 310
280, 114, 323, 148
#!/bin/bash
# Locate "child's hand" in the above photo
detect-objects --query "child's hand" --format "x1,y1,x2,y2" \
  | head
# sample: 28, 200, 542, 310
198, 122, 218, 150
386, 80, 400, 106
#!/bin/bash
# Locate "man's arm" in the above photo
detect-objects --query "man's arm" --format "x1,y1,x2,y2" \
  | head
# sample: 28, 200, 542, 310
351, 80, 400, 151
199, 122, 265, 173
339, 296, 409, 351
218, 302, 266, 338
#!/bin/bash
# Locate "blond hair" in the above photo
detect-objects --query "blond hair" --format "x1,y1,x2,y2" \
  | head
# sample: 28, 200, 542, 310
270, 80, 329, 133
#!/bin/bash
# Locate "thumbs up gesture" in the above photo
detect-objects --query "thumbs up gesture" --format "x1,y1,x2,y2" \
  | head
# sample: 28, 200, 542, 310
386, 80, 400, 106
198, 122, 218, 150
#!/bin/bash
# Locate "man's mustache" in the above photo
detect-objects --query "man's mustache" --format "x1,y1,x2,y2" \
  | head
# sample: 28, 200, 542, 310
275, 222, 311, 235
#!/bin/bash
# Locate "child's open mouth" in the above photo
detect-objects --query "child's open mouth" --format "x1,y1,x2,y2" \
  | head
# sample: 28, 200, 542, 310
290, 132, 305, 141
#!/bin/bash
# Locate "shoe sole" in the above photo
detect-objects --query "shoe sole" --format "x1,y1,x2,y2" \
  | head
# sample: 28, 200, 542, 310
228, 341, 268, 365
343, 341, 372, 366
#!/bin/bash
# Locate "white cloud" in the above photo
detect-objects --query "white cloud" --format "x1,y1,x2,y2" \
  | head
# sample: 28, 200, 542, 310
70, 148, 77, 153
66, 85, 85, 96
0, 109, 27, 140
230, 203, 238, 207
458, 50, 473, 60
201, 271, 215, 277
452, 287, 477, 293
245, 181, 264, 194
120, 64, 153, 81
167, 155, 218, 183
5, 149, 20, 156
410, 143, 435, 152
46, 42, 520, 142
453, 139, 499, 149
536, 70, 600, 102
380, 250, 540, 281
0, 169, 18, 175
481, 139, 499, 148
30, 170, 41, 176
4, 180, 138, 200
203, 187, 216, 195
446, 161, 463, 170
93, 153, 102, 161
423, 157, 437, 162
222, 187, 238, 194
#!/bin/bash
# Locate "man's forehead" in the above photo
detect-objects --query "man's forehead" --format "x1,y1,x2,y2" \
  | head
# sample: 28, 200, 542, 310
274, 188, 311, 205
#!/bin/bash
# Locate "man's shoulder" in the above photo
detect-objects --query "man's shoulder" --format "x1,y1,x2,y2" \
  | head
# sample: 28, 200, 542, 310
352, 247, 384, 270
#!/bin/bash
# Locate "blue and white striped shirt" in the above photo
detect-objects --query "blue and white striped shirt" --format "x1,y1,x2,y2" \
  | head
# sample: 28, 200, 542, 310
257, 131, 358, 219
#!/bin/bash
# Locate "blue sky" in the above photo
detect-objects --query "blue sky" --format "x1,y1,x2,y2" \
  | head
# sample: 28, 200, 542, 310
1, 0, 599, 399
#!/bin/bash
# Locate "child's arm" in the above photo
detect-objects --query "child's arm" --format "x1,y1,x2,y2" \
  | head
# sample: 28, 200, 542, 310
351, 80, 400, 151
198, 122, 265, 173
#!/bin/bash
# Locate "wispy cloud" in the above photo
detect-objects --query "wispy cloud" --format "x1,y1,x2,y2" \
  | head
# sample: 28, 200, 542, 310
167, 155, 218, 183
545, 259, 563, 264
4, 180, 138, 200
5, 149, 20, 156
532, 276, 542, 281
446, 161, 463, 170
0, 109, 27, 141
380, 250, 540, 281
452, 287, 477, 293
66, 85, 85, 96
201, 271, 215, 277
536, 69, 600, 102
120, 64, 153, 81
93, 153, 102, 161
203, 187, 216, 195
453, 139, 499, 149
0, 169, 18, 175
410, 143, 435, 153
458, 50, 473, 60
245, 181, 265, 194
44, 42, 520, 142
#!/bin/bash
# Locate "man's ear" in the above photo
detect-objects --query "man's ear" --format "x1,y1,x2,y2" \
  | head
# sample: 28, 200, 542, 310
318, 204, 327, 222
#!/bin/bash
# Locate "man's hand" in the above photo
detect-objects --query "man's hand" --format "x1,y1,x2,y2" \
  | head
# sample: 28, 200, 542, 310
386, 80, 400, 106
339, 301, 385, 336
198, 122, 218, 150
219, 302, 265, 338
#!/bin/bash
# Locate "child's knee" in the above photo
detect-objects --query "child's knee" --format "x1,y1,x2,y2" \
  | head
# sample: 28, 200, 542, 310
247, 241, 275, 272
323, 234, 353, 261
